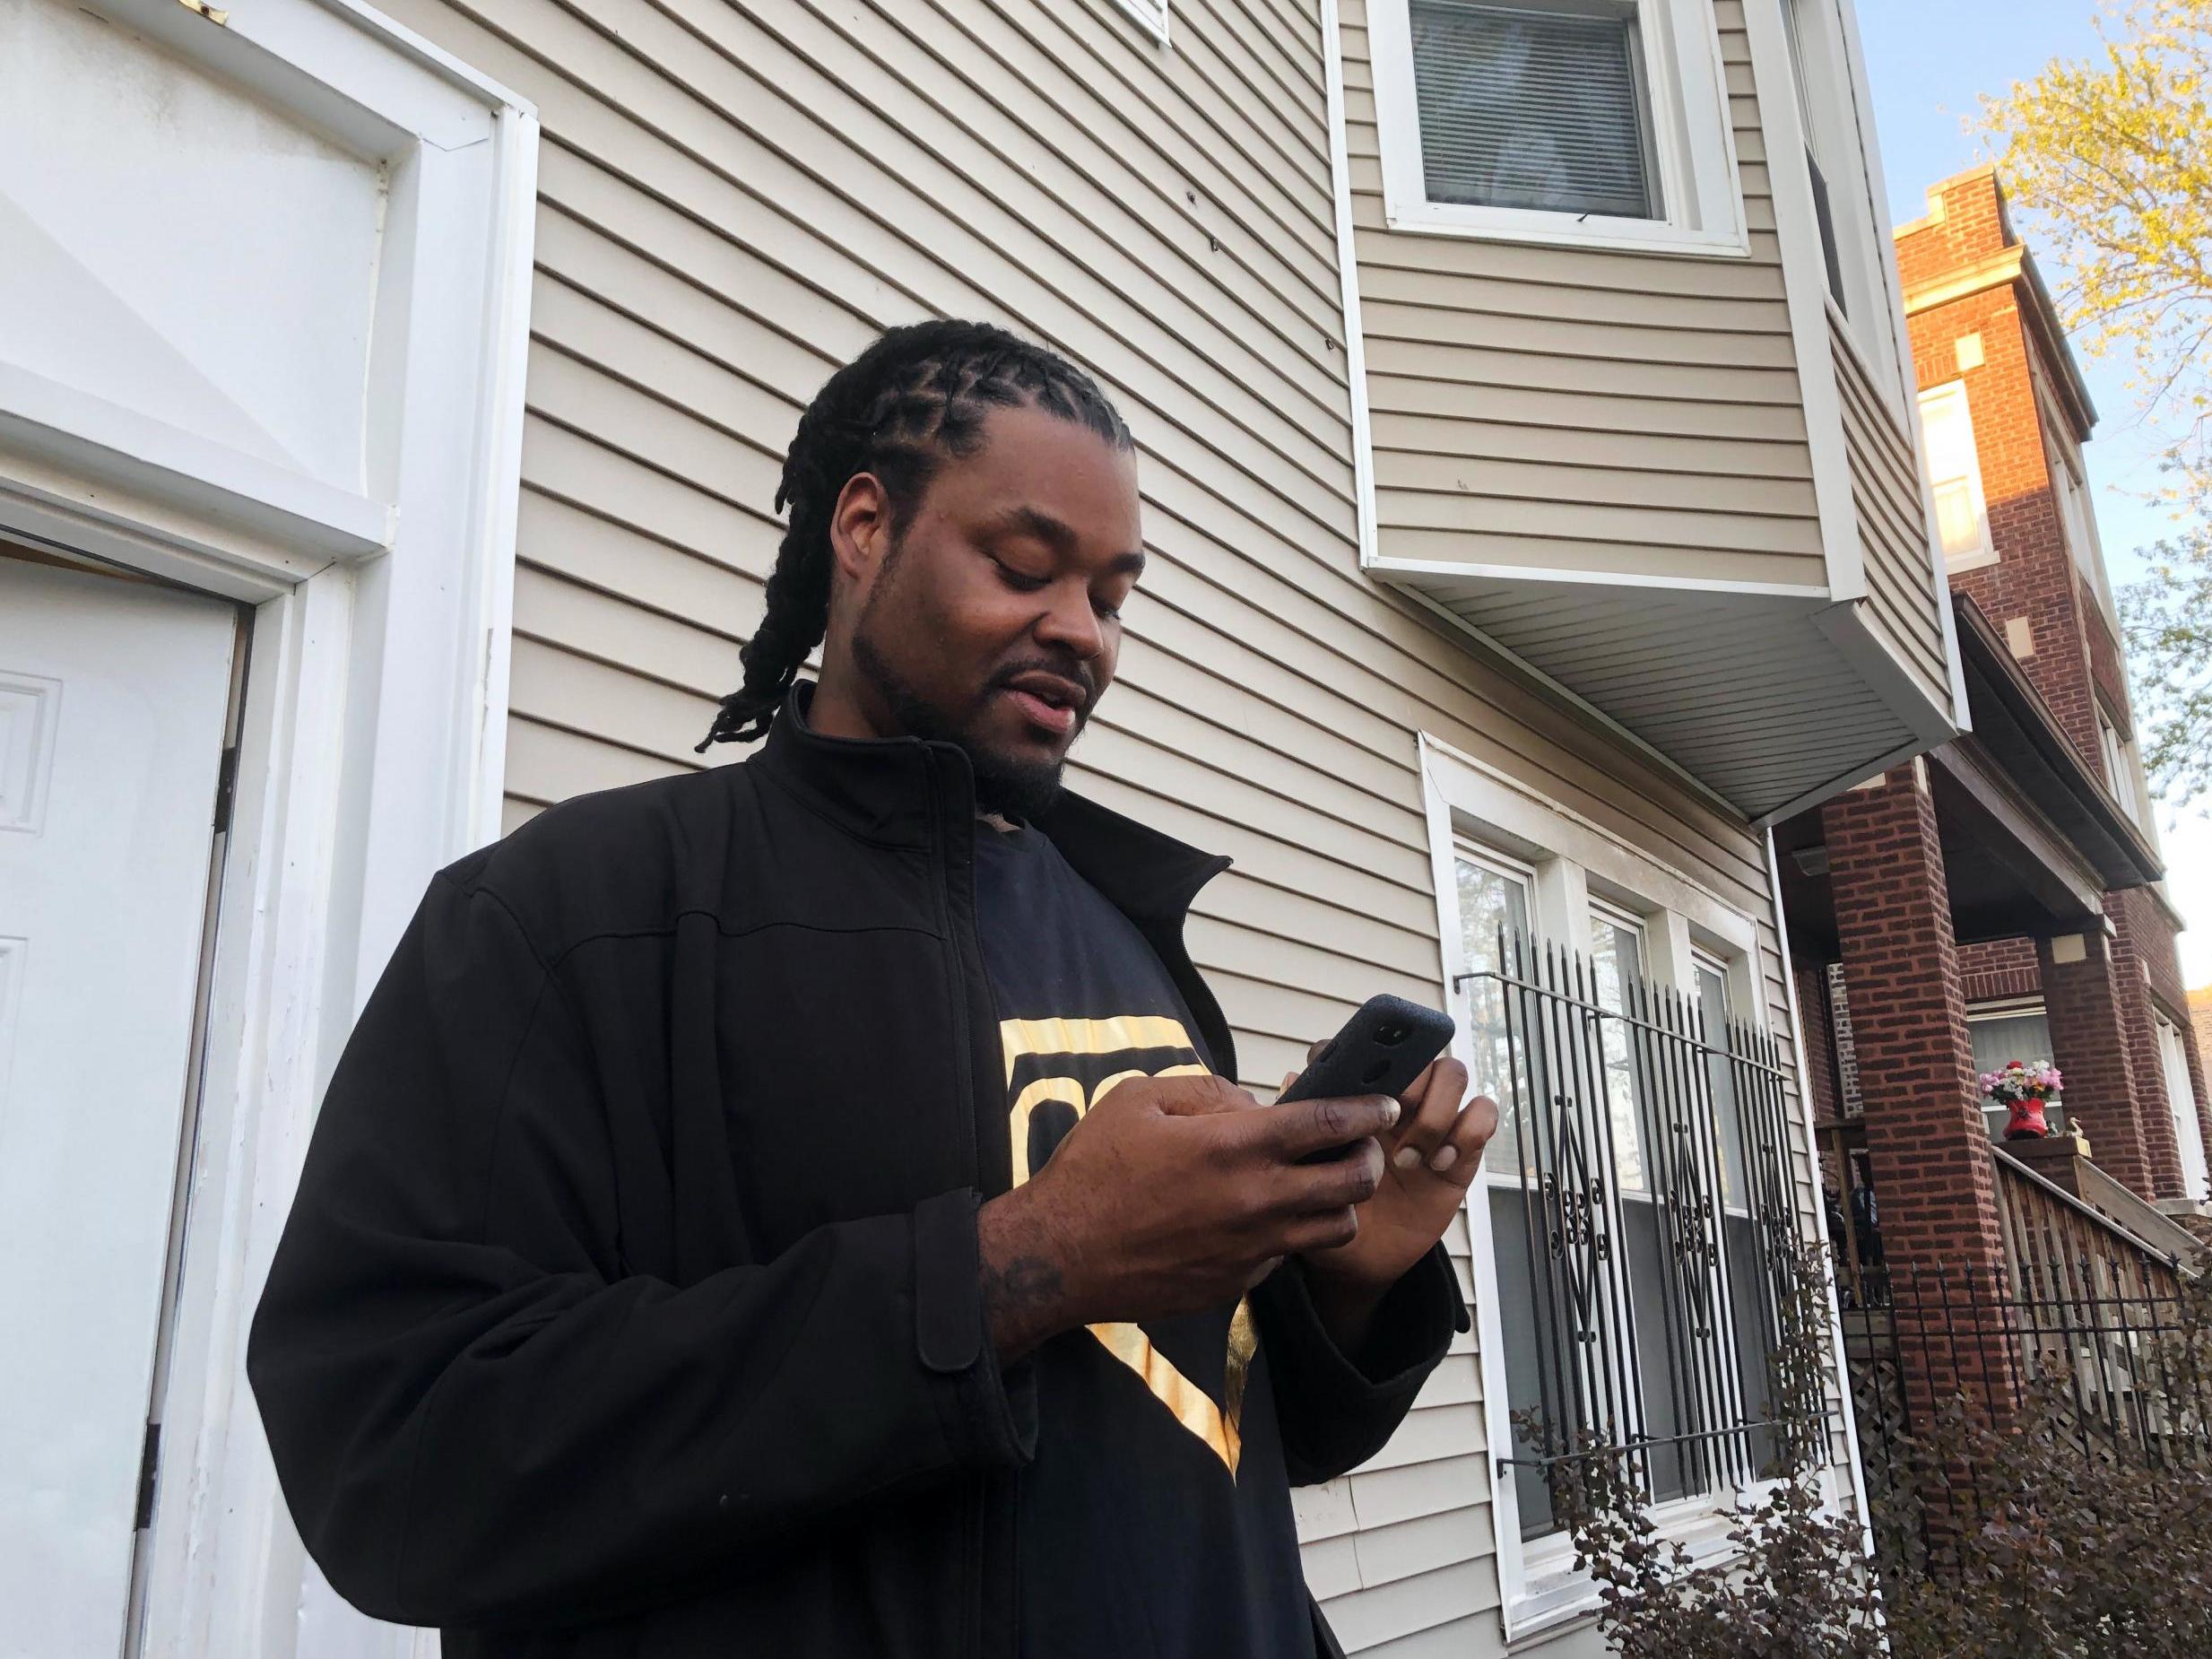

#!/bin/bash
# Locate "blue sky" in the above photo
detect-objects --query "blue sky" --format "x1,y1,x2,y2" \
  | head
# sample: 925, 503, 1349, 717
1855, 0, 2212, 981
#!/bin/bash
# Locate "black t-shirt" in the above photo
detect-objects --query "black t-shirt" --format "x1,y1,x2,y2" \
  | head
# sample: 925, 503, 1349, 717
972, 821, 1314, 1659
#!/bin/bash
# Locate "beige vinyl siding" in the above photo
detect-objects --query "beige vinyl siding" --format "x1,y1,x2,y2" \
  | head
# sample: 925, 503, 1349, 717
1342, 0, 1830, 594
379, 0, 1840, 1646
1832, 316, 1952, 708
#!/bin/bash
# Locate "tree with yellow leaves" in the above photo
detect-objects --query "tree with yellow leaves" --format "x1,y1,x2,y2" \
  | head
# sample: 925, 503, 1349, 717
1982, 1, 2212, 798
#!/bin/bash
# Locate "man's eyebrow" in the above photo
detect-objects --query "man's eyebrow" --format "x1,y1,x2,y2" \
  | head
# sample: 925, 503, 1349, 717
985, 505, 1079, 552
987, 506, 1145, 574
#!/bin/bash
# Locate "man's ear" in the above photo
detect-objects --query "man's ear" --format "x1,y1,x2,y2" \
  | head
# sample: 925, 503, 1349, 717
828, 472, 895, 594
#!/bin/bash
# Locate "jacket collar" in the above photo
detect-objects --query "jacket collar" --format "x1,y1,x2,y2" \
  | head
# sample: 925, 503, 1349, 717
755, 682, 1231, 916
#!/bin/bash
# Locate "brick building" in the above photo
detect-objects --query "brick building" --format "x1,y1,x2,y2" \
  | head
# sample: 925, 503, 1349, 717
1775, 169, 2212, 1306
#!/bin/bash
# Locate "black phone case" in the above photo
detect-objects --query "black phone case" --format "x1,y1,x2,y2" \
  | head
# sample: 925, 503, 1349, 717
1280, 995, 1455, 1162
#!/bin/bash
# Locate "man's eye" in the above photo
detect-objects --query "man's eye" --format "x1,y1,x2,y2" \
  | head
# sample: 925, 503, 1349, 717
992, 558, 1049, 593
1092, 595, 1123, 621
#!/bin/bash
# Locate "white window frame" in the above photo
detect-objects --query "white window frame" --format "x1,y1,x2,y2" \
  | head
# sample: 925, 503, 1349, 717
1367, 0, 1750, 257
1775, 0, 1906, 395
2155, 1012, 2210, 1204
0, 3, 536, 1655
1918, 379, 1998, 573
2096, 702, 2146, 827
1966, 997, 2060, 1138
1419, 734, 1839, 1639
2047, 426, 2121, 630
1106, 0, 1171, 47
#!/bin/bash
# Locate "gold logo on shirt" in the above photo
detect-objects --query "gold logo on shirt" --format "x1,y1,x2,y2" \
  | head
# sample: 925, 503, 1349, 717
1001, 1015, 1257, 1476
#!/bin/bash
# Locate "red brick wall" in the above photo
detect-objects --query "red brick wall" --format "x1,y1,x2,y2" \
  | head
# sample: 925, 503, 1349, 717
1894, 169, 2010, 291
1958, 937, 2041, 1004
2035, 929, 2155, 1196
1897, 172, 2110, 783
2084, 602, 2133, 737
1821, 768, 2007, 1276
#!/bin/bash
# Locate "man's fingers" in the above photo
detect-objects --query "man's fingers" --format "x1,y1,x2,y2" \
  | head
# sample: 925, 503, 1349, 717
1282, 1208, 1360, 1255
1431, 1093, 1502, 1186
1255, 1092, 1401, 1160
1386, 1057, 1468, 1172
1275, 1138, 1385, 1212
1152, 1073, 1260, 1117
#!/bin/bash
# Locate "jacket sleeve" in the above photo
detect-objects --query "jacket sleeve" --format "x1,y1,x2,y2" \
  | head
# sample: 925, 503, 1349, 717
247, 872, 1034, 1631
1251, 1244, 1468, 1486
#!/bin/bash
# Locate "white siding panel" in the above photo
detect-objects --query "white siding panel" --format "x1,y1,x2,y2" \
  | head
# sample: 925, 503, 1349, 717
1833, 317, 1951, 708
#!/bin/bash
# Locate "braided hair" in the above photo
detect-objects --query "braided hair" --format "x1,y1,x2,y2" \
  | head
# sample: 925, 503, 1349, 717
697, 319, 1134, 751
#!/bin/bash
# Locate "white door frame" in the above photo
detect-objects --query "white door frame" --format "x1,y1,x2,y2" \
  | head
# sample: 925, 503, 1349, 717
0, 2, 536, 1654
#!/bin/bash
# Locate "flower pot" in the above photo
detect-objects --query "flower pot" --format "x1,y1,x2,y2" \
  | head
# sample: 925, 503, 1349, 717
2004, 1096, 2051, 1140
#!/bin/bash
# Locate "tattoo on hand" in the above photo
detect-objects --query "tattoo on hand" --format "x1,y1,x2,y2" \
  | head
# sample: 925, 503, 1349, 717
983, 1254, 1066, 1358
985, 1255, 1064, 1319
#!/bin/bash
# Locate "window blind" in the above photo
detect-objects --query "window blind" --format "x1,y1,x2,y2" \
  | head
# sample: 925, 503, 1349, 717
1410, 0, 1659, 220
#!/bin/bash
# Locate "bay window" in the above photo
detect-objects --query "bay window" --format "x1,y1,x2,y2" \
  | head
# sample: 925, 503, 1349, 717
1370, 0, 1748, 255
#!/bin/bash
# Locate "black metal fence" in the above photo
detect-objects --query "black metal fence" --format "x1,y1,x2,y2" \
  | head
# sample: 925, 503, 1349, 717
1460, 930, 1818, 1527
1847, 1256, 2212, 1541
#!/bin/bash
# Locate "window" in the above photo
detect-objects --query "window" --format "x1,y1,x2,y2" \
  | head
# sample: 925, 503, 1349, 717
2096, 705, 2144, 826
1966, 1000, 2065, 1140
1918, 381, 1995, 570
2049, 434, 2121, 625
2156, 1014, 2209, 1203
1779, 0, 1844, 312
1427, 741, 1816, 1633
1410, 2, 1659, 218
1370, 0, 1747, 256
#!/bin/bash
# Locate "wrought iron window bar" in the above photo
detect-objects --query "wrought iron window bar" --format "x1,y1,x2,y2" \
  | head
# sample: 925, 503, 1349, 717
1455, 929, 1823, 1508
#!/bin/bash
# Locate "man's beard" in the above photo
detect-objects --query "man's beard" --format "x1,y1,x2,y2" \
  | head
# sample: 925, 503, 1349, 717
850, 616, 1080, 823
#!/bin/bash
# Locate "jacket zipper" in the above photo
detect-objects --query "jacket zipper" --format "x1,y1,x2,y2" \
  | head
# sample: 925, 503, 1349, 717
924, 753, 1005, 1658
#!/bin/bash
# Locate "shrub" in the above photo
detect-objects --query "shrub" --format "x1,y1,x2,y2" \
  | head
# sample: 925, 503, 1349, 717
1536, 1243, 2212, 1657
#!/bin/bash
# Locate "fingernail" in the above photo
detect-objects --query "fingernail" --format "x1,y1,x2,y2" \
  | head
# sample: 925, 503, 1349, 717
1384, 1099, 1401, 1125
1393, 1145, 1421, 1172
1429, 1145, 1459, 1173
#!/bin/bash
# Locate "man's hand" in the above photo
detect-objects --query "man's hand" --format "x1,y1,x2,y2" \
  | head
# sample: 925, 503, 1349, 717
1295, 1056, 1499, 1351
976, 1073, 1400, 1359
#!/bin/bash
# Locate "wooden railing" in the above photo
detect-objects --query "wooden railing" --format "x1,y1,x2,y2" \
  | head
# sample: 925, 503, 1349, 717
1991, 1143, 2187, 1308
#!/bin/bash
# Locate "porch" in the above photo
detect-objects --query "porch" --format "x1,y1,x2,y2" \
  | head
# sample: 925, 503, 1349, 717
1774, 596, 2176, 1280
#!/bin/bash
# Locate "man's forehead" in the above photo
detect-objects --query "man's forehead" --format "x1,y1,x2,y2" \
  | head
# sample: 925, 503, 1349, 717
941, 413, 1142, 558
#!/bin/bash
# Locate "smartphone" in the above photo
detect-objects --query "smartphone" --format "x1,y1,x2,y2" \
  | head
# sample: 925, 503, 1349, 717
1279, 995, 1455, 1163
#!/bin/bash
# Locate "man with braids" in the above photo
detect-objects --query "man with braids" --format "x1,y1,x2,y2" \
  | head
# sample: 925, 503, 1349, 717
251, 319, 1496, 1659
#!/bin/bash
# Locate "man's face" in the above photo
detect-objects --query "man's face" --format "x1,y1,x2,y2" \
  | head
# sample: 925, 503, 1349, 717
840, 404, 1143, 817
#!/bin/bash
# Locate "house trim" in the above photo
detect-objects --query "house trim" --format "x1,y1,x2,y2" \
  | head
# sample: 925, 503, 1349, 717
1739, 0, 1864, 613
1765, 830, 1876, 1548
1319, 0, 1379, 571
0, 4, 537, 1655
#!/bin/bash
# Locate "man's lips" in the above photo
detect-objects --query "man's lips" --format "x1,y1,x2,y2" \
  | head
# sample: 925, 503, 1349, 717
1002, 688, 1078, 737
994, 671, 1089, 739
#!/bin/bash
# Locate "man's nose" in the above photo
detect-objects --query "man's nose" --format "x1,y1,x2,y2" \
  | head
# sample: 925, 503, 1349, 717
1034, 584, 1105, 659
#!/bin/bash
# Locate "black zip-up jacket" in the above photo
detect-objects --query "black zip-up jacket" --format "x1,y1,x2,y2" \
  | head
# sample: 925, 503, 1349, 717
248, 691, 1464, 1657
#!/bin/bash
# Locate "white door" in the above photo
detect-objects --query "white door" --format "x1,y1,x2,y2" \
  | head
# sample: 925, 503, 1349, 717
0, 554, 237, 1659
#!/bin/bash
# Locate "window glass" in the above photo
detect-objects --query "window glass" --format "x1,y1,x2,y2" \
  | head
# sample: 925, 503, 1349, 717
1697, 959, 1748, 1210
1458, 836, 1776, 1542
1589, 906, 1648, 1193
1410, 0, 1660, 219
1919, 383, 1991, 563
1968, 1006, 2063, 1139
1458, 852, 1536, 1178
